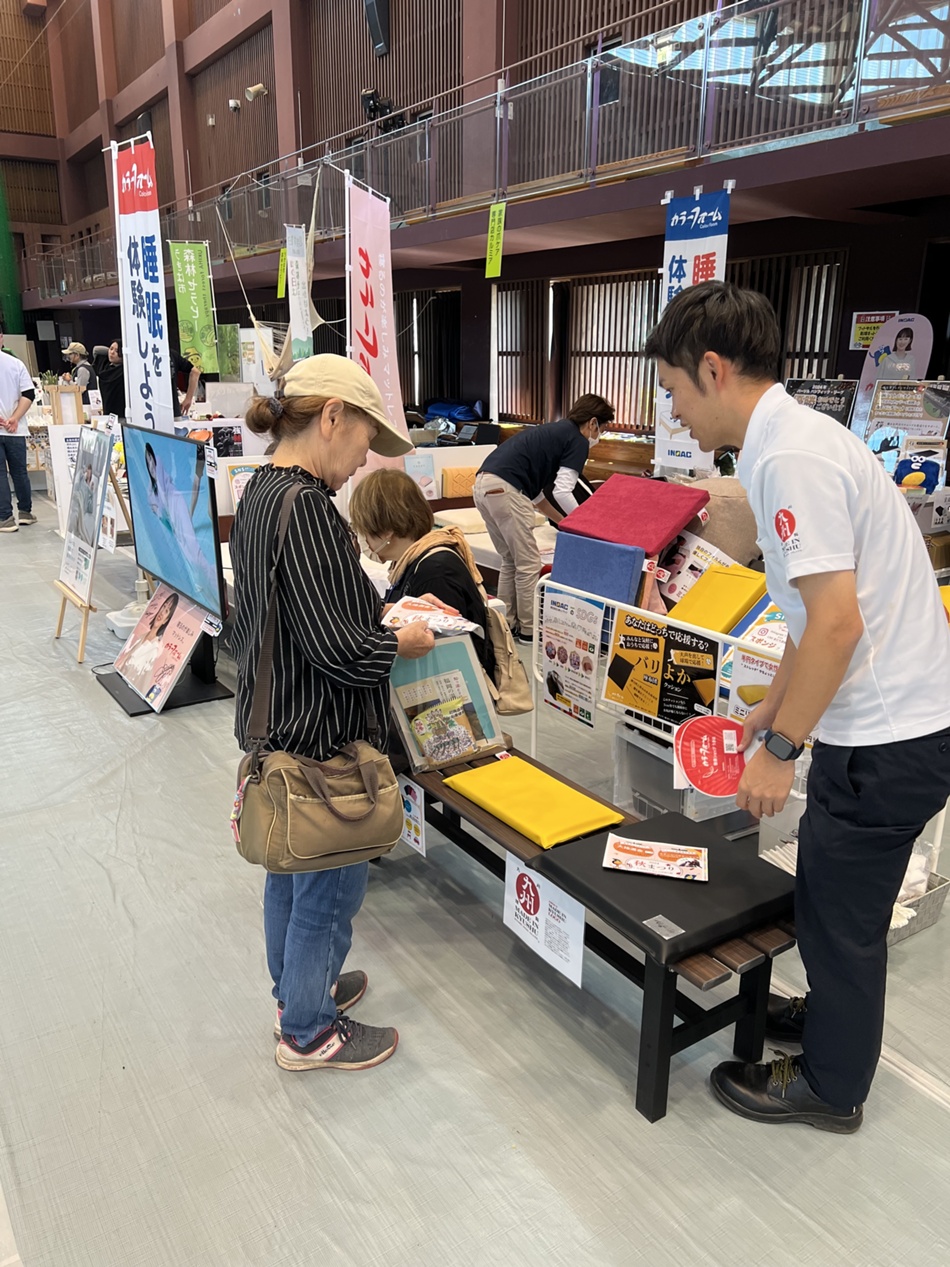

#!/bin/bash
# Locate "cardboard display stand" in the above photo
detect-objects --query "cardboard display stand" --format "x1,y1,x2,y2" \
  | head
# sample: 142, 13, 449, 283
53, 424, 114, 663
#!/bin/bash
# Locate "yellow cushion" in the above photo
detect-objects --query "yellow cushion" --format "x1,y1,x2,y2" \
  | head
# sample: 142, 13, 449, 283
443, 757, 624, 849
441, 466, 478, 498
668, 564, 767, 634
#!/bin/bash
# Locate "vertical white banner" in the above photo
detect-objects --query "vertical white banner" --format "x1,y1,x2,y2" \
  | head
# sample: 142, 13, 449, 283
112, 141, 174, 432
655, 191, 731, 471
285, 225, 313, 361
347, 178, 408, 441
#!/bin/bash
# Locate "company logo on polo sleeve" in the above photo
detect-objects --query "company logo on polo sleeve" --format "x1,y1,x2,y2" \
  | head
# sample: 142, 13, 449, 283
775, 509, 801, 555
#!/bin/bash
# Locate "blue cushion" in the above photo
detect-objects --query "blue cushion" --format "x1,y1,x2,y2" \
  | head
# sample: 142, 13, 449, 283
551, 532, 645, 604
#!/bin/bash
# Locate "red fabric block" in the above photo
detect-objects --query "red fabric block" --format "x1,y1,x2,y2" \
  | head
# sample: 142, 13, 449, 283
560, 474, 710, 555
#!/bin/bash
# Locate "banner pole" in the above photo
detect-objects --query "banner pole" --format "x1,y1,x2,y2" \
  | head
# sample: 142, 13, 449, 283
344, 168, 352, 358
110, 142, 133, 421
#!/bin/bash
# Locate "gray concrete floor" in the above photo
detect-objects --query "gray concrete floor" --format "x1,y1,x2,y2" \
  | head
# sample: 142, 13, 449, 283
2, 497, 950, 1266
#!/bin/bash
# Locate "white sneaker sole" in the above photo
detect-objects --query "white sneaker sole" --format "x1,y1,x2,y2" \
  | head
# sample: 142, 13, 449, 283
275, 1031, 398, 1072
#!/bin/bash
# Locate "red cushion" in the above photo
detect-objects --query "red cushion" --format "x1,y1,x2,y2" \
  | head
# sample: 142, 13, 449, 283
559, 474, 710, 555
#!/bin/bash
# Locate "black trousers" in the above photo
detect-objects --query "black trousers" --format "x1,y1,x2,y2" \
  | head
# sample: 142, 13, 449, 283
797, 726, 950, 1109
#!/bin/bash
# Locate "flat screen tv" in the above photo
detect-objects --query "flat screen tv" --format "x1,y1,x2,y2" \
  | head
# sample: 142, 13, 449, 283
122, 423, 225, 619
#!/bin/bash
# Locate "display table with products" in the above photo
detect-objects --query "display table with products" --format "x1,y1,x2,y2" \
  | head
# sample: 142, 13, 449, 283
415, 749, 795, 1122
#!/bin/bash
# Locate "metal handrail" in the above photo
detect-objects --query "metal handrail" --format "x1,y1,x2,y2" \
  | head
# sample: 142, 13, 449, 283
28, 0, 950, 300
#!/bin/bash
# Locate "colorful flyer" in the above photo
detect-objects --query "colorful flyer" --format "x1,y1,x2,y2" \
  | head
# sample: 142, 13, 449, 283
727, 648, 780, 725
673, 715, 746, 798
603, 834, 708, 882
382, 595, 479, 635
114, 583, 207, 711
602, 608, 719, 727
398, 777, 426, 856
541, 585, 605, 729
405, 451, 437, 500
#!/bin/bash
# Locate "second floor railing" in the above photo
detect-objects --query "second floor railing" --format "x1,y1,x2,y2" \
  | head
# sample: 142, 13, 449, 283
29, 0, 950, 301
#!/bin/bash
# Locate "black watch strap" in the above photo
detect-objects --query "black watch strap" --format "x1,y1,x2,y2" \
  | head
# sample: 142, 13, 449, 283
763, 729, 805, 762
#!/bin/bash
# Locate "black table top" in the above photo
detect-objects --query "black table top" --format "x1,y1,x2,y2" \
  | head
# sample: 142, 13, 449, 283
530, 812, 794, 964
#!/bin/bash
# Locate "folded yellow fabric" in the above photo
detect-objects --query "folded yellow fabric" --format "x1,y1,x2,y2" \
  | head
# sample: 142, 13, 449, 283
668, 563, 767, 634
443, 757, 624, 849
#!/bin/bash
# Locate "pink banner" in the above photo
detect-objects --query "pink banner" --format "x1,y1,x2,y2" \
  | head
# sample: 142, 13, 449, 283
347, 180, 408, 443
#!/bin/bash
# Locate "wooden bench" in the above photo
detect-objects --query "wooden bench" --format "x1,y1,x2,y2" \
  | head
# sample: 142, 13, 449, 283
413, 749, 795, 1123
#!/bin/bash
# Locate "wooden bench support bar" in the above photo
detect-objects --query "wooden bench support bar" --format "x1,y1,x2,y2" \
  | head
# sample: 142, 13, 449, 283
710, 938, 766, 974
745, 926, 797, 958
674, 953, 733, 992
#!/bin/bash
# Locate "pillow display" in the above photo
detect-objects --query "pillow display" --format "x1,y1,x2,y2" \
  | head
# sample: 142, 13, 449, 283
668, 564, 767, 634
443, 757, 624, 849
433, 508, 487, 535
551, 534, 645, 605
683, 477, 761, 567
559, 474, 709, 555
441, 466, 478, 499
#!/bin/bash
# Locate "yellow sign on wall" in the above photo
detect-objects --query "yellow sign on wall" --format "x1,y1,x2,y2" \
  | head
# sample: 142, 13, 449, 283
277, 247, 288, 300
485, 202, 506, 279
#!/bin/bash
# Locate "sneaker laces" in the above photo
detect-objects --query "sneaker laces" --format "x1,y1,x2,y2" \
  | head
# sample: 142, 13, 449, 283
768, 1050, 799, 1096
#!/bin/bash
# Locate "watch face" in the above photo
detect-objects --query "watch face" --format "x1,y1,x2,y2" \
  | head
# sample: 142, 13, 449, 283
766, 731, 798, 761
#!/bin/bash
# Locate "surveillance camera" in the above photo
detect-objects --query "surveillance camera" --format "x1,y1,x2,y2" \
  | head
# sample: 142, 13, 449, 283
228, 98, 241, 112
245, 83, 268, 102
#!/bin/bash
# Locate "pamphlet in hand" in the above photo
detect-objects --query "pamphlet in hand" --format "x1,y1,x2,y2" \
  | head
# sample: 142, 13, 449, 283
382, 595, 480, 636
603, 833, 709, 882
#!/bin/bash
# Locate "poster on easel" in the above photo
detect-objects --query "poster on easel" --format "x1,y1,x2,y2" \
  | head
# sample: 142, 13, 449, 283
785, 379, 857, 428
851, 313, 933, 439
113, 583, 207, 711
58, 426, 114, 605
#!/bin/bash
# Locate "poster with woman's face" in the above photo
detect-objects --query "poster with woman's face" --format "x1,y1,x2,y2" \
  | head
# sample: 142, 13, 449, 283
851, 313, 933, 439
114, 582, 207, 710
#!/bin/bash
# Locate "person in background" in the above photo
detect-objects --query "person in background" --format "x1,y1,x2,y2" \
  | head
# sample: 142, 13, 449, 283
473, 394, 613, 642
230, 353, 432, 1074
0, 317, 38, 533
645, 280, 950, 1134
93, 340, 126, 418
61, 342, 97, 404
349, 468, 494, 676
171, 350, 201, 419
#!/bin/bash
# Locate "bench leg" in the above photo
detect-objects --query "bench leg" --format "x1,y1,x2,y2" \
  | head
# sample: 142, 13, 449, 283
636, 957, 677, 1123
733, 957, 773, 1063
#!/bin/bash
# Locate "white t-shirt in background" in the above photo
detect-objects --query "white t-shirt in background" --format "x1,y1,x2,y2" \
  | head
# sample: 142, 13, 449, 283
737, 383, 950, 746
0, 351, 35, 436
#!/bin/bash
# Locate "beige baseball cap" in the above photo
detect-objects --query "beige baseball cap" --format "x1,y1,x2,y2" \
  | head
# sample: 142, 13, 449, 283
282, 353, 411, 458
63, 341, 88, 358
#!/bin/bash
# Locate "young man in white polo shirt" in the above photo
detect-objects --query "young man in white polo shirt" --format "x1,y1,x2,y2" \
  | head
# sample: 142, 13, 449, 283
646, 281, 950, 1133
0, 324, 38, 532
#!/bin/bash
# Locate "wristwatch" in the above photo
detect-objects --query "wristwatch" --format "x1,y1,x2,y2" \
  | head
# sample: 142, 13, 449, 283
763, 729, 805, 762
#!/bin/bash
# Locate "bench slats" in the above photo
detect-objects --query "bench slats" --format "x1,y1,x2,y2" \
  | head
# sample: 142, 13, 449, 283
709, 938, 766, 974
744, 926, 796, 958
674, 953, 733, 992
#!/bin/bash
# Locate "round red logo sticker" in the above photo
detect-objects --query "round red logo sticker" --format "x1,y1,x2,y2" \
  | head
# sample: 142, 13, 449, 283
775, 509, 796, 542
516, 873, 541, 917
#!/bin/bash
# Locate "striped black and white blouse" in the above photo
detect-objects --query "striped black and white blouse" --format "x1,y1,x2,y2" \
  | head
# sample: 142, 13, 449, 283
229, 463, 398, 761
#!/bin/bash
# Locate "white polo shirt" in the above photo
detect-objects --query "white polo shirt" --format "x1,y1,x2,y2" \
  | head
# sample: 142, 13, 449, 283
737, 383, 950, 746
0, 351, 35, 436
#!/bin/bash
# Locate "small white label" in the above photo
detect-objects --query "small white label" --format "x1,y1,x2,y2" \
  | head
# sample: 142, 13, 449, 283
202, 614, 224, 637
697, 508, 710, 525
723, 731, 738, 754
644, 914, 686, 940
204, 443, 218, 474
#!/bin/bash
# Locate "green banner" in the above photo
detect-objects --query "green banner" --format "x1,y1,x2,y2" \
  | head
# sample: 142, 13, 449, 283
0, 168, 24, 334
277, 247, 287, 300
169, 241, 219, 373
216, 324, 242, 382
485, 202, 506, 279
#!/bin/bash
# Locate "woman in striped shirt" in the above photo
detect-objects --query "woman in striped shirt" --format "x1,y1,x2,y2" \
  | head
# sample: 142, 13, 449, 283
230, 355, 432, 1073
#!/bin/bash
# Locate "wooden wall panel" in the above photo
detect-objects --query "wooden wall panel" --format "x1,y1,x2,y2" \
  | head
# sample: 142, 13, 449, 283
192, 25, 279, 193
112, 0, 165, 91
189, 0, 233, 34
59, 0, 99, 130
0, 0, 54, 134
307, 0, 461, 143
117, 96, 175, 209
0, 159, 61, 223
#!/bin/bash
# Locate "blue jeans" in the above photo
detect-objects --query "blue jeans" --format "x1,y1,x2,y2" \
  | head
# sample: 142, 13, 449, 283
263, 863, 369, 1046
0, 436, 31, 520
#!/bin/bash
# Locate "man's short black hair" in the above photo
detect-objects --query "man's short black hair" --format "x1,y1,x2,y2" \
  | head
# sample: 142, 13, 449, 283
568, 393, 615, 426
644, 281, 780, 385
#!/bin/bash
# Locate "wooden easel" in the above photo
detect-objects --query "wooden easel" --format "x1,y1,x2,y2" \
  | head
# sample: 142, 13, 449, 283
54, 579, 96, 663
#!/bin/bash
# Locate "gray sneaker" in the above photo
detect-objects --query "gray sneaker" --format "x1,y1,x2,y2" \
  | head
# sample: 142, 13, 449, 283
0, 517, 17, 533
274, 969, 368, 1037
17, 511, 36, 526
275, 1014, 398, 1072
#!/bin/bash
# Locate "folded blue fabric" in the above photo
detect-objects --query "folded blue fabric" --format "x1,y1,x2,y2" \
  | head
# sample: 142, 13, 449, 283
551, 532, 645, 604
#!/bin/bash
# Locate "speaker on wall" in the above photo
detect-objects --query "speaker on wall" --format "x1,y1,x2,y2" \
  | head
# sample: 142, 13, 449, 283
364, 0, 390, 56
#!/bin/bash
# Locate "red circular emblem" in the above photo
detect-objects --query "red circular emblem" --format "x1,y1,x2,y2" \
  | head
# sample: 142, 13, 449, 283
774, 509, 796, 542
516, 873, 541, 917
